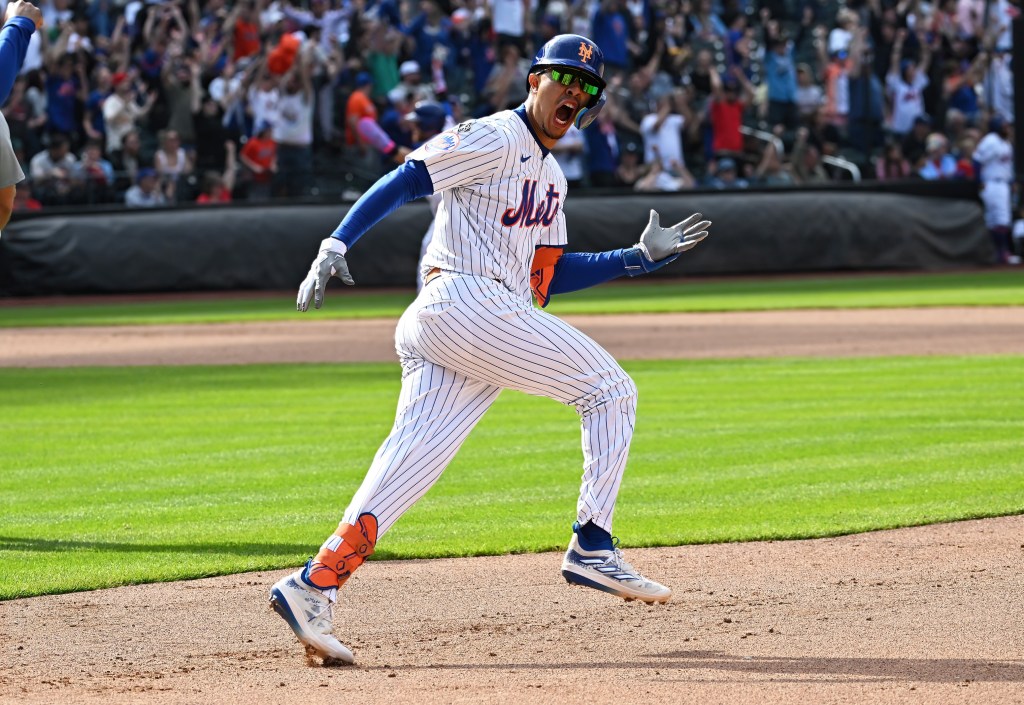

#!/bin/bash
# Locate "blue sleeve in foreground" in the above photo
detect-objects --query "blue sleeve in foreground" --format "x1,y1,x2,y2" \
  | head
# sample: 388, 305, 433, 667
547, 247, 680, 297
0, 18, 36, 106
548, 249, 631, 296
331, 159, 434, 248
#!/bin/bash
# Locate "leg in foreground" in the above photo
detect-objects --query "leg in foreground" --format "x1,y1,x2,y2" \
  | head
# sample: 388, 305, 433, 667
270, 358, 500, 664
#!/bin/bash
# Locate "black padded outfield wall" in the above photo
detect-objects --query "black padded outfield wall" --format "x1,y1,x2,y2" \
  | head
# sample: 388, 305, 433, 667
0, 187, 993, 296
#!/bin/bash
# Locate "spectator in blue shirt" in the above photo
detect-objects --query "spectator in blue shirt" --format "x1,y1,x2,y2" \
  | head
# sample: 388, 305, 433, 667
44, 51, 85, 142
404, 0, 455, 76
591, 0, 632, 71
764, 31, 799, 130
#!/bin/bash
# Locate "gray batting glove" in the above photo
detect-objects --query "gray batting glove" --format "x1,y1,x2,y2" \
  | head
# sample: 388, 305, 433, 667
637, 210, 711, 262
297, 237, 355, 312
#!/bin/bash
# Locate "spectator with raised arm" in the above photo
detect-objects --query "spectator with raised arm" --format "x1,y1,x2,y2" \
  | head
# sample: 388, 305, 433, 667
885, 28, 931, 137
272, 47, 314, 197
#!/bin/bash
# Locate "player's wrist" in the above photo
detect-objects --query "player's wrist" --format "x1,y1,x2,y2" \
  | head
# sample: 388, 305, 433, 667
622, 246, 678, 276
322, 237, 348, 256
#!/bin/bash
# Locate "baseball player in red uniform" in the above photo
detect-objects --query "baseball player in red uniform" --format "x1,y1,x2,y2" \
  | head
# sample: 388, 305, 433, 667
271, 34, 711, 665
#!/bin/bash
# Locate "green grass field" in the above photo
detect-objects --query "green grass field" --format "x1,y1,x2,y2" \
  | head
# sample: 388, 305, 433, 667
1, 270, 1022, 327
2, 357, 1022, 600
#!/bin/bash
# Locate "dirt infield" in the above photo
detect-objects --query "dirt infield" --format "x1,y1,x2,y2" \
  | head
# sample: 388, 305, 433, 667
3, 307, 1024, 367
2, 306, 1022, 704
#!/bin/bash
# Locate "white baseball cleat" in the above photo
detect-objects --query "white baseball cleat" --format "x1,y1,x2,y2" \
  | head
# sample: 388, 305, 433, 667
561, 534, 672, 604
269, 569, 355, 665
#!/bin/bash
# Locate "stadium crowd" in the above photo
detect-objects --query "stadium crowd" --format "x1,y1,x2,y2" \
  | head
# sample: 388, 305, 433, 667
0, 0, 1016, 215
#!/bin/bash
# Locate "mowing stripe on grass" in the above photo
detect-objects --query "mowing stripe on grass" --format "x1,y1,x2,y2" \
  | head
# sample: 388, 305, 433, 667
1, 356, 1022, 599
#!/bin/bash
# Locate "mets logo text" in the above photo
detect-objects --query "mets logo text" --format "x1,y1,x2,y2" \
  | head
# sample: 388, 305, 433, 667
426, 131, 461, 153
578, 41, 593, 62
501, 180, 560, 227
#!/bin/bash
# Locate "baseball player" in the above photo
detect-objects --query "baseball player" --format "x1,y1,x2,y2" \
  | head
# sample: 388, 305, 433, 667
974, 116, 1018, 264
271, 34, 711, 665
0, 1, 42, 231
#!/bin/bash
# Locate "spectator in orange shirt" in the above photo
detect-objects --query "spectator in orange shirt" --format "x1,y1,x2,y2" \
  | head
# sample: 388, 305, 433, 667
239, 122, 277, 201
345, 72, 377, 148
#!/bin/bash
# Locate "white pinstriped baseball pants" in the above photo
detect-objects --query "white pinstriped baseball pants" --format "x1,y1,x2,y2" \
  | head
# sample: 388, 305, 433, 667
342, 272, 637, 538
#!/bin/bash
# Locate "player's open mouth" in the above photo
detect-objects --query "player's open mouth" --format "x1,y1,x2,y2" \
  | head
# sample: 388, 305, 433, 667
553, 100, 578, 127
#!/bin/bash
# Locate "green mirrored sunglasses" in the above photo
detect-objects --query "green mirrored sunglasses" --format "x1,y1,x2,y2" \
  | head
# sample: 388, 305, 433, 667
548, 68, 601, 96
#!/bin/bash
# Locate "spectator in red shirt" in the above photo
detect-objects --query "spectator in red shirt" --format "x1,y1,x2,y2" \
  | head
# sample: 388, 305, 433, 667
708, 66, 752, 157
239, 122, 277, 201
231, 3, 262, 62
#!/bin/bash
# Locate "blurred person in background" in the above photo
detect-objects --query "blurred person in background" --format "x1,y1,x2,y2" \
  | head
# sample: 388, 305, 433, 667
592, 0, 634, 73
490, 0, 530, 53
272, 50, 314, 197
688, 0, 727, 42
974, 116, 1018, 264
640, 90, 693, 179
885, 29, 931, 138
29, 133, 79, 205
43, 49, 85, 147
901, 113, 932, 165
82, 63, 111, 146
822, 48, 850, 129
953, 137, 977, 180
403, 0, 454, 78
917, 132, 957, 179
795, 63, 824, 124
196, 140, 237, 204
239, 121, 277, 201
161, 48, 202, 148
482, 43, 528, 112
3, 76, 46, 166
753, 135, 793, 186
395, 59, 436, 104
75, 137, 114, 202
708, 67, 752, 159
875, 139, 913, 180
153, 128, 193, 195
704, 156, 749, 189
110, 128, 147, 195
124, 166, 171, 207
193, 95, 231, 175
614, 141, 645, 187
584, 104, 620, 187
790, 127, 830, 184
103, 71, 156, 157
551, 122, 584, 189
248, 60, 282, 140
762, 12, 799, 131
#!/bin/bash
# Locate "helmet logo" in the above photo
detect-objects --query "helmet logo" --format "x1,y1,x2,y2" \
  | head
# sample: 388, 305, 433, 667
578, 41, 594, 62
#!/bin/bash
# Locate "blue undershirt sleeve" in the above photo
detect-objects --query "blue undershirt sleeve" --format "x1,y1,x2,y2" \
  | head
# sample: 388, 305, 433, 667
331, 159, 434, 248
0, 18, 36, 106
547, 247, 680, 297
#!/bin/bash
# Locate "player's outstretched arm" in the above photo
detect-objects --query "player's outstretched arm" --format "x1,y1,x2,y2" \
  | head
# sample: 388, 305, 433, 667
532, 210, 711, 307
296, 159, 434, 311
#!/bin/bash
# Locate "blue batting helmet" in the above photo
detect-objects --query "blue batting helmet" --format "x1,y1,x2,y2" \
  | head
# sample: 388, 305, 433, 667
529, 34, 607, 130
406, 101, 447, 134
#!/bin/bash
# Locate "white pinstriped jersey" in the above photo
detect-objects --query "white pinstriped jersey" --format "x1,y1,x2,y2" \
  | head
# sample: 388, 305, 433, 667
405, 110, 568, 301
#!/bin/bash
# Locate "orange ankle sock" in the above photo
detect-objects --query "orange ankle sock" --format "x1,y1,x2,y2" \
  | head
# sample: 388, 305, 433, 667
305, 513, 378, 590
